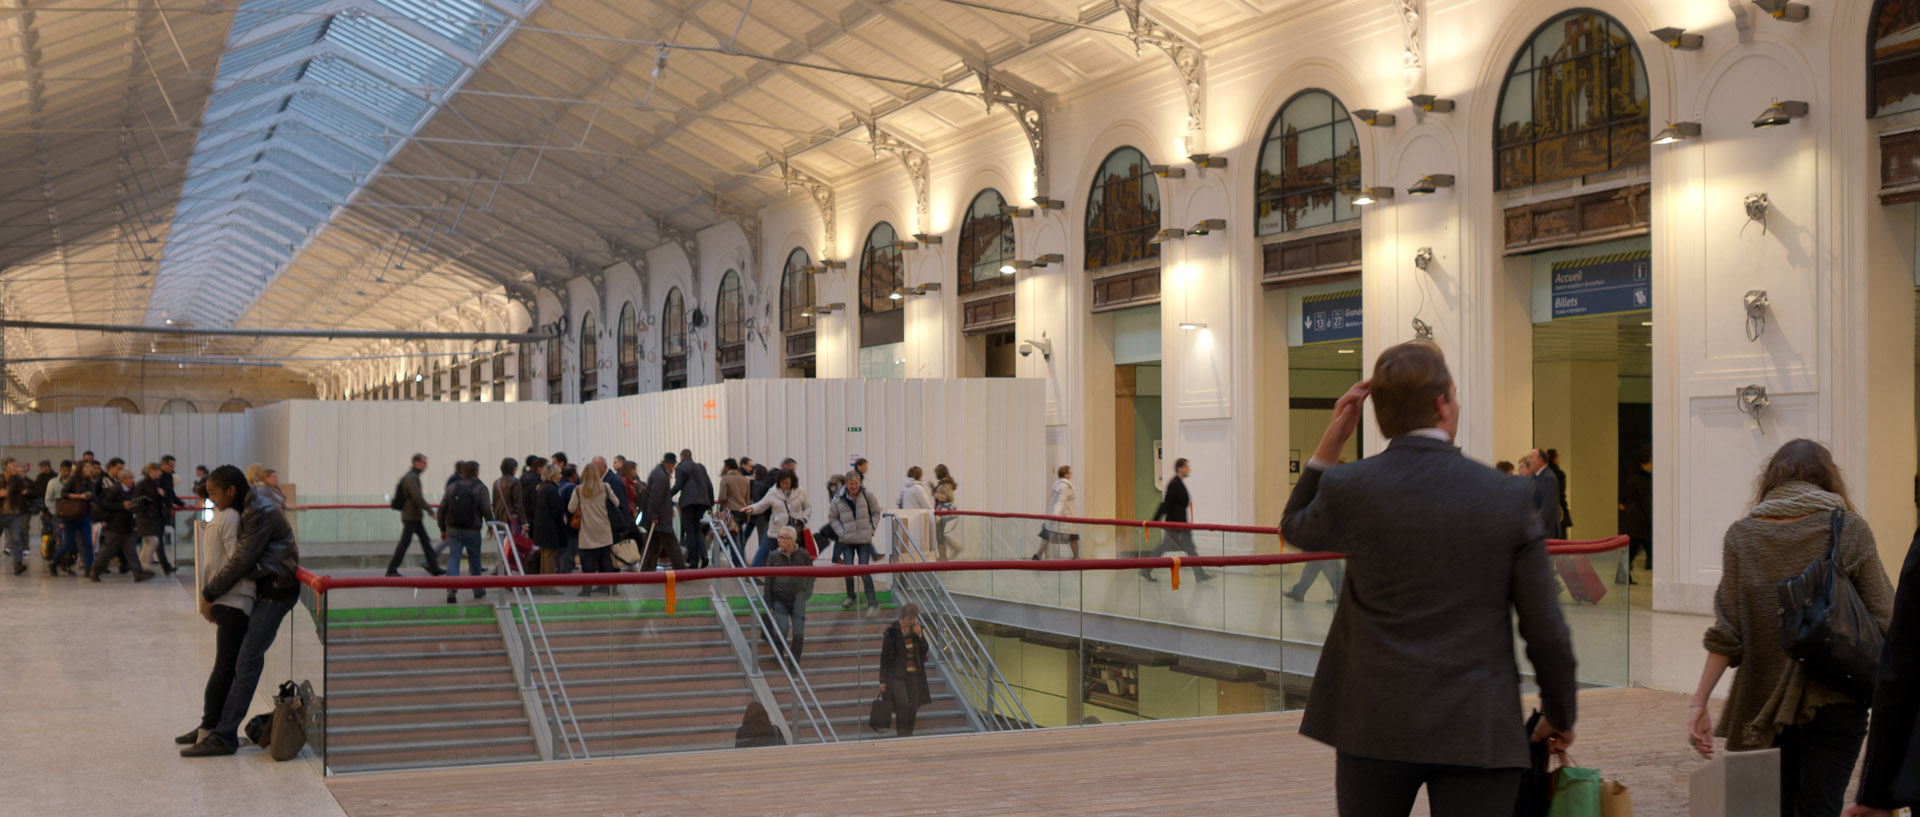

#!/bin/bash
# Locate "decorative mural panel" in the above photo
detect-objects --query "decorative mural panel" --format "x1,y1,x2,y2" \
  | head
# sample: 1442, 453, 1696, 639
1084, 147, 1161, 271
1875, 0, 1920, 117
781, 248, 815, 334
1257, 90, 1361, 236
1494, 11, 1649, 190
860, 223, 903, 316
958, 189, 1016, 294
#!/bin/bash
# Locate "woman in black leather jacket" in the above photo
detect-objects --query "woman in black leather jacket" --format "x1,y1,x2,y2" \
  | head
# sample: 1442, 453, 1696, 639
181, 465, 301, 758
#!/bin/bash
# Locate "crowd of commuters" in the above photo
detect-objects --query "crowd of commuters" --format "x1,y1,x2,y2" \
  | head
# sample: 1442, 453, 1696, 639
3, 453, 192, 582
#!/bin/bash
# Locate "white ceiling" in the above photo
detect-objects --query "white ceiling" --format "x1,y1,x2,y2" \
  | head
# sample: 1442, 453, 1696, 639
0, 0, 1299, 398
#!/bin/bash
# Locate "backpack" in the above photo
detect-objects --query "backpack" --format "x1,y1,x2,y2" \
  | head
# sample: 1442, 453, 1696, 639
389, 476, 407, 511
445, 481, 481, 529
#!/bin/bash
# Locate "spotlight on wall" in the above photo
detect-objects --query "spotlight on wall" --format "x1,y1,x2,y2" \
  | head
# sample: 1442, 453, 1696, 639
1187, 219, 1226, 236
1351, 186, 1396, 206
1351, 109, 1397, 127
1178, 321, 1208, 330
999, 205, 1035, 218
889, 288, 906, 301
1414, 247, 1435, 271
1188, 153, 1228, 170
803, 302, 845, 317
414, 372, 424, 383
906, 283, 943, 297
1147, 227, 1188, 245
809, 258, 845, 272
1408, 94, 1455, 113
1752, 99, 1808, 128
1650, 26, 1704, 49
1407, 174, 1456, 195
1750, 0, 1808, 21
999, 261, 1029, 275
1036, 253, 1063, 266
911, 233, 943, 246
1651, 121, 1702, 145
890, 239, 920, 251
1033, 197, 1066, 210
1149, 164, 1187, 178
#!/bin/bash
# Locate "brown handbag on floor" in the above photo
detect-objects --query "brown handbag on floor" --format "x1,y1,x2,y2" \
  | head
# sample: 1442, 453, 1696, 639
267, 681, 309, 762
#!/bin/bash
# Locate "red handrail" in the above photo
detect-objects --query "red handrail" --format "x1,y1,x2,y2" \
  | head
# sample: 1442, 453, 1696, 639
936, 509, 1279, 535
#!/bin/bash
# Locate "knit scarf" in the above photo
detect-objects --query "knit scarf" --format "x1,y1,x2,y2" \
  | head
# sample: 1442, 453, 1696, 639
1749, 481, 1848, 519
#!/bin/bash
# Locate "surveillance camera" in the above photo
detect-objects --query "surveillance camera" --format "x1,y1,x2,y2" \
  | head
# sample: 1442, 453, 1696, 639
1018, 343, 1033, 358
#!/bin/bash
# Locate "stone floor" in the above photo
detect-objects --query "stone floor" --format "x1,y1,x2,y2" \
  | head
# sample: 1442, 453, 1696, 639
0, 566, 347, 817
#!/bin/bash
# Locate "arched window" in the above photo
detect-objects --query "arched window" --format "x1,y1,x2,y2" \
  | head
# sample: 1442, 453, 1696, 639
617, 301, 638, 395
1873, 0, 1920, 116
662, 287, 687, 389
1494, 10, 1649, 190
859, 222, 903, 316
434, 357, 447, 400
715, 270, 746, 380
958, 189, 1016, 293
780, 248, 816, 376
1085, 147, 1161, 270
104, 397, 140, 414
1258, 90, 1360, 236
579, 312, 598, 401
491, 341, 507, 401
545, 335, 563, 404
470, 349, 484, 402
160, 398, 197, 415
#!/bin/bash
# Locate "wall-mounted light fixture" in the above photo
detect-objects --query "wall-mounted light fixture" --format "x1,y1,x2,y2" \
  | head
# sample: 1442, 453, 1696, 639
1651, 121, 1701, 145
1147, 228, 1187, 245
1407, 174, 1456, 195
1178, 321, 1207, 331
1189, 154, 1228, 171
1351, 109, 1396, 127
911, 233, 943, 246
1411, 317, 1434, 341
999, 205, 1035, 218
414, 372, 424, 383
890, 239, 920, 252
1033, 197, 1066, 211
1149, 164, 1187, 179
888, 287, 907, 301
1408, 94, 1455, 113
1752, 99, 1808, 128
998, 253, 1063, 275
1352, 186, 1395, 206
904, 283, 943, 297
1650, 26, 1704, 49
802, 302, 843, 318
1187, 218, 1226, 236
1414, 247, 1435, 271
806, 259, 846, 274
1751, 0, 1808, 21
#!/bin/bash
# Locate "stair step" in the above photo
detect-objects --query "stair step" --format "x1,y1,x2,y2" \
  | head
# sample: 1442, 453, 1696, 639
327, 734, 538, 756
328, 682, 518, 699
330, 752, 542, 775
329, 700, 528, 720
328, 718, 534, 743
327, 629, 504, 646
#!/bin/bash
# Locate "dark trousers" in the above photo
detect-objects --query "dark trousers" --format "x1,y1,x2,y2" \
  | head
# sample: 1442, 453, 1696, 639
199, 604, 251, 731
886, 677, 921, 737
91, 529, 143, 577
578, 546, 614, 574
679, 506, 710, 568
213, 596, 294, 746
640, 528, 688, 571
1772, 702, 1869, 817
388, 519, 440, 572
838, 542, 876, 605
51, 516, 92, 569
1, 513, 25, 567
1142, 529, 1209, 579
1334, 752, 1523, 817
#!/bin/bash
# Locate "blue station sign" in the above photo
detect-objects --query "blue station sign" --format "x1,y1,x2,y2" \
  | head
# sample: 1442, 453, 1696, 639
1550, 250, 1651, 319
1300, 290, 1362, 345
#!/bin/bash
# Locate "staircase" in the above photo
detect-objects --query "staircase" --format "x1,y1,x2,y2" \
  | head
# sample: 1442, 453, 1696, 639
324, 621, 540, 774
756, 600, 974, 741
531, 607, 761, 757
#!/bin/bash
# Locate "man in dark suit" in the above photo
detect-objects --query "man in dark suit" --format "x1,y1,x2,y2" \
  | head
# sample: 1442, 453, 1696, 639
1518, 449, 1565, 539
671, 449, 714, 569
1140, 458, 1209, 582
641, 453, 687, 571
1281, 341, 1577, 817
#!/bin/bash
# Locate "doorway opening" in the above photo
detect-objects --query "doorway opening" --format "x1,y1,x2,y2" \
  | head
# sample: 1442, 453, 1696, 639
1112, 305, 1161, 520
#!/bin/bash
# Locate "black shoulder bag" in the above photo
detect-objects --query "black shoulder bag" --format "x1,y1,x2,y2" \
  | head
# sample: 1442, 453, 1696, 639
1777, 509, 1884, 702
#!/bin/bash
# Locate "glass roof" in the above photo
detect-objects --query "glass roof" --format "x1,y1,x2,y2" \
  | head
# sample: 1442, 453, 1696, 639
148, 0, 527, 327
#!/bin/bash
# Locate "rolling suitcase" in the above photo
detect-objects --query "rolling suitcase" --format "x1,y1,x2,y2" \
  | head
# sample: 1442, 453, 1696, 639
1556, 555, 1607, 604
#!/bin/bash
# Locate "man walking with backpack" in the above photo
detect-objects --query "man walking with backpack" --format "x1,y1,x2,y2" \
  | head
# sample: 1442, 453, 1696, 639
386, 453, 444, 577
437, 460, 492, 603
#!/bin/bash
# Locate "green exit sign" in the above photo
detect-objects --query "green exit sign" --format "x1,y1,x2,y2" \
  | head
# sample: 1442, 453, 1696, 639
847, 426, 862, 432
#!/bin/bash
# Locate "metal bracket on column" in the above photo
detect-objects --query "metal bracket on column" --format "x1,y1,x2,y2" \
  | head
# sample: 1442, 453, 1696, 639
568, 255, 606, 292
1394, 0, 1426, 96
656, 220, 699, 271
1125, 2, 1205, 152
605, 235, 650, 279
710, 192, 763, 280
862, 118, 931, 235
974, 68, 1049, 200
780, 159, 837, 250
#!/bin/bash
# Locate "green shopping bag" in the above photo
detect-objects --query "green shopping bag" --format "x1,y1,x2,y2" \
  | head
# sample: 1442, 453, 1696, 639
1545, 752, 1603, 817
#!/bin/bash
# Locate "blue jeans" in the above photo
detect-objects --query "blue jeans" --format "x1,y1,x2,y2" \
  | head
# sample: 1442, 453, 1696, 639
750, 534, 776, 568
768, 594, 807, 657
445, 529, 483, 577
214, 596, 294, 746
838, 542, 876, 605
1, 513, 24, 567
52, 516, 93, 569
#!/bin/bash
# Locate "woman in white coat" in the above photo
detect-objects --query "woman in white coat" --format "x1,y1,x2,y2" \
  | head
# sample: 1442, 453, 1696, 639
1032, 465, 1079, 560
741, 469, 810, 567
898, 466, 934, 510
